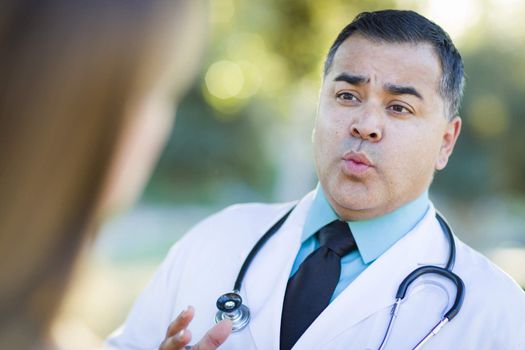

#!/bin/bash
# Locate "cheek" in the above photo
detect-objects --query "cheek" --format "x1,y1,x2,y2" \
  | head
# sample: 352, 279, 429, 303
314, 116, 341, 165
314, 103, 346, 147
385, 127, 441, 182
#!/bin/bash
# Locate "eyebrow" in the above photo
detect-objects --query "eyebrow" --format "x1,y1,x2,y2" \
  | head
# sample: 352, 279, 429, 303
385, 83, 423, 100
334, 73, 369, 86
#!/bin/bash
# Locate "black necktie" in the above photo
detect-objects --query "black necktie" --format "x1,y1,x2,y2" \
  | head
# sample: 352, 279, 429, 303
280, 220, 356, 350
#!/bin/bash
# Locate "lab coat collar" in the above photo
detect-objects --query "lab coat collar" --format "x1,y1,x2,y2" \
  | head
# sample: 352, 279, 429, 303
293, 202, 449, 349
243, 191, 313, 350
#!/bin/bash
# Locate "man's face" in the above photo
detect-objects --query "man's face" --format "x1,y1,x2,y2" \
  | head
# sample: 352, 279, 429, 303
313, 34, 461, 220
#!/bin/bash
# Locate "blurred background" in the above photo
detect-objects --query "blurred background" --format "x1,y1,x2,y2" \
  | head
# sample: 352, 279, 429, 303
53, 0, 525, 348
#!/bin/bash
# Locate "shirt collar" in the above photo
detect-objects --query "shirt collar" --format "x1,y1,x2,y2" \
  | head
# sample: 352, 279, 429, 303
302, 183, 429, 264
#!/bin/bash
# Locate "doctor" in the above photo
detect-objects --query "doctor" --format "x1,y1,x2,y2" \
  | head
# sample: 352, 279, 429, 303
105, 10, 525, 350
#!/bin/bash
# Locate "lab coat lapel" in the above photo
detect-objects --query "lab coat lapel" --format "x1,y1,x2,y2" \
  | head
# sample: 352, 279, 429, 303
293, 205, 449, 349
244, 192, 314, 350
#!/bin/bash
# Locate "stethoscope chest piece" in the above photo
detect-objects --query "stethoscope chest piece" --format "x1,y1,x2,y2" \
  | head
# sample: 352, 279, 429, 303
215, 292, 250, 332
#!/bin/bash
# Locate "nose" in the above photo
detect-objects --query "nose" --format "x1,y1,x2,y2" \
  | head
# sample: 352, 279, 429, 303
350, 110, 383, 142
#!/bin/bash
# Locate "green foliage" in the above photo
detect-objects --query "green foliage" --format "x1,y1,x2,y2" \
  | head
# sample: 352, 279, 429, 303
144, 86, 275, 203
435, 37, 525, 198
144, 0, 525, 204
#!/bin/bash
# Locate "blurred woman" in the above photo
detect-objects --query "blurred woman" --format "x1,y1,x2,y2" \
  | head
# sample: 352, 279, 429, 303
0, 1, 205, 348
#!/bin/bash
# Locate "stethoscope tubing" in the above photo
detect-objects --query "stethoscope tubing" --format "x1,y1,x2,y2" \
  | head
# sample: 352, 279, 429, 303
215, 206, 465, 350
233, 208, 294, 292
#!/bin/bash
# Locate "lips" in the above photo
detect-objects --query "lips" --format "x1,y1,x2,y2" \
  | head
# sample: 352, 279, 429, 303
341, 151, 373, 175
342, 151, 373, 166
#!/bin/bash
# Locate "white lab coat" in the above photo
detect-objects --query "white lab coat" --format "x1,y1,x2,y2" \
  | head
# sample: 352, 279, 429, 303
105, 191, 525, 350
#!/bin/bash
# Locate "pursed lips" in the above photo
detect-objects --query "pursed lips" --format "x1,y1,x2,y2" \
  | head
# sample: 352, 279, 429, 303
341, 151, 374, 175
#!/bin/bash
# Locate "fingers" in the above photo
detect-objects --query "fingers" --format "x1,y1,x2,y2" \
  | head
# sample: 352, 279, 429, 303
159, 306, 195, 350
159, 307, 232, 350
192, 320, 232, 350
158, 328, 192, 350
166, 306, 195, 337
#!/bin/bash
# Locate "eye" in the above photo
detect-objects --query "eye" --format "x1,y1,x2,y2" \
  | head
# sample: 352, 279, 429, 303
336, 92, 360, 104
387, 104, 412, 114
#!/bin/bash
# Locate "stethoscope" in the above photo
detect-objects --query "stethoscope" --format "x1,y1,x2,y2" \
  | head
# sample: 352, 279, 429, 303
214, 207, 465, 350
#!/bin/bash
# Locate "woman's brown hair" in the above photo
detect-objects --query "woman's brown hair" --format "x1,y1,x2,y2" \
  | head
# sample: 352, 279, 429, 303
0, 1, 204, 348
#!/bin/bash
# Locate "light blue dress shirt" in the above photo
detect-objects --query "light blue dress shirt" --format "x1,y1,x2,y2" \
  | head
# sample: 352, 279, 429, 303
290, 184, 429, 302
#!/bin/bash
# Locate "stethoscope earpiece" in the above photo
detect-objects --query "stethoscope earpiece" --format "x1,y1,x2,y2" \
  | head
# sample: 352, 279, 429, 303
215, 292, 250, 332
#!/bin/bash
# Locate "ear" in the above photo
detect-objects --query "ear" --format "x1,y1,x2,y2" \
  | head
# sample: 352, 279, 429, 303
435, 116, 461, 171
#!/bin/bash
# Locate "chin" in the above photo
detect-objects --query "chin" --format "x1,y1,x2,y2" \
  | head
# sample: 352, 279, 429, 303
326, 179, 379, 215
336, 193, 375, 212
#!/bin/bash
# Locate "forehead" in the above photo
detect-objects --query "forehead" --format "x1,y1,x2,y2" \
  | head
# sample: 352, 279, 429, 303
328, 34, 442, 94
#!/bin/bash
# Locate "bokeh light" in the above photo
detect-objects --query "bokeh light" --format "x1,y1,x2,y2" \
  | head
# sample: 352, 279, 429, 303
205, 60, 244, 99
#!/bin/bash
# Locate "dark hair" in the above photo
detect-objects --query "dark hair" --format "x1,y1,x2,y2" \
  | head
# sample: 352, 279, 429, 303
324, 10, 465, 118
